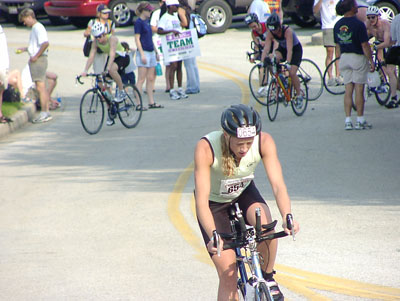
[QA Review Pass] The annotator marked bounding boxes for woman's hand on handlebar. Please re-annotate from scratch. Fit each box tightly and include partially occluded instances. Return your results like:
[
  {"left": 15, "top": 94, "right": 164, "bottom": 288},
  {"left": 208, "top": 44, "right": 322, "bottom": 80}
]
[
  {"left": 283, "top": 213, "right": 299, "bottom": 239},
  {"left": 81, "top": 71, "right": 88, "bottom": 77},
  {"left": 207, "top": 231, "right": 223, "bottom": 256}
]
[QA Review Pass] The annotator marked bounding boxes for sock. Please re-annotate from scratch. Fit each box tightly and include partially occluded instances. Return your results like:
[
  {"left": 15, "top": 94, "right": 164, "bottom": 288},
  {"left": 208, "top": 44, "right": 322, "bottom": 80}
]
[
  {"left": 345, "top": 117, "right": 352, "bottom": 123},
  {"left": 357, "top": 116, "right": 365, "bottom": 124},
  {"left": 262, "top": 270, "right": 276, "bottom": 281},
  {"left": 178, "top": 87, "right": 183, "bottom": 91}
]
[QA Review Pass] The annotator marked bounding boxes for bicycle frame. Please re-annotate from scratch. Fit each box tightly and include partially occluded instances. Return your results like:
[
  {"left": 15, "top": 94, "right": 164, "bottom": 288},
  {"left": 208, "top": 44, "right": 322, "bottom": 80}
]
[{"left": 226, "top": 205, "right": 287, "bottom": 301}]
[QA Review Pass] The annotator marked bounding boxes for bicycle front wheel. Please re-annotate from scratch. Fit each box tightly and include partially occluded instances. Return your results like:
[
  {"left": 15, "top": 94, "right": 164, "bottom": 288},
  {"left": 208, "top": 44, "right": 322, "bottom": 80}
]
[
  {"left": 323, "top": 57, "right": 345, "bottom": 95},
  {"left": 80, "top": 89, "right": 104, "bottom": 135},
  {"left": 118, "top": 84, "right": 143, "bottom": 128},
  {"left": 256, "top": 282, "right": 273, "bottom": 301},
  {"left": 291, "top": 75, "right": 309, "bottom": 116},
  {"left": 249, "top": 64, "right": 270, "bottom": 106},
  {"left": 298, "top": 58, "right": 323, "bottom": 101},
  {"left": 266, "top": 78, "right": 279, "bottom": 121}
]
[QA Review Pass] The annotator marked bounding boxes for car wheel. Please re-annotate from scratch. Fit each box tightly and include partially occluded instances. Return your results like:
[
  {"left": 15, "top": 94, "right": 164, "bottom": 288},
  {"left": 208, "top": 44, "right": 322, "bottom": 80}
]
[
  {"left": 70, "top": 17, "right": 91, "bottom": 28},
  {"left": 290, "top": 13, "right": 318, "bottom": 28},
  {"left": 109, "top": 0, "right": 133, "bottom": 27},
  {"left": 199, "top": 0, "right": 232, "bottom": 33},
  {"left": 376, "top": 2, "right": 398, "bottom": 22},
  {"left": 6, "top": 13, "right": 22, "bottom": 26},
  {"left": 48, "top": 16, "right": 70, "bottom": 26}
]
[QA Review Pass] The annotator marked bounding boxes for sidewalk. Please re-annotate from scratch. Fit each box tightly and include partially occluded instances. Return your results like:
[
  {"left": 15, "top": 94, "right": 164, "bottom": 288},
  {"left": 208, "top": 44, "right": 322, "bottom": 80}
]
[{"left": 0, "top": 103, "right": 36, "bottom": 140}]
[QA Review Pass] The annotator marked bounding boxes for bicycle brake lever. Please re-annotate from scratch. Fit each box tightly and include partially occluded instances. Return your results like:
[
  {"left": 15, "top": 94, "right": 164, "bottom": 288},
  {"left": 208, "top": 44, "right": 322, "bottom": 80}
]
[
  {"left": 212, "top": 230, "right": 221, "bottom": 257},
  {"left": 286, "top": 214, "right": 295, "bottom": 241}
]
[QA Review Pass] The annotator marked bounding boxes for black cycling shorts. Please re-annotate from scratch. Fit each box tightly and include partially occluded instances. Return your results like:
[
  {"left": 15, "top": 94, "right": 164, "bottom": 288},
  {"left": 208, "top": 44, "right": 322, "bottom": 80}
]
[
  {"left": 385, "top": 46, "right": 400, "bottom": 66},
  {"left": 277, "top": 43, "right": 303, "bottom": 67},
  {"left": 197, "top": 181, "right": 267, "bottom": 256}
]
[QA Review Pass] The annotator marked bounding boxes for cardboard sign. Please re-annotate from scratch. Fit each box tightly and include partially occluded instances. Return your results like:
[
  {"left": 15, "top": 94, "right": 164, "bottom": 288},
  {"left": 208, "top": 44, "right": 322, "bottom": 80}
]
[{"left": 160, "top": 28, "right": 201, "bottom": 63}]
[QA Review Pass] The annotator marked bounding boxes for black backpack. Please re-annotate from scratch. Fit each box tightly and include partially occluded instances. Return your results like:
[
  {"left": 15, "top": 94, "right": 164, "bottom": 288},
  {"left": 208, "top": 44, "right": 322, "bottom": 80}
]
[{"left": 3, "top": 85, "right": 20, "bottom": 103}]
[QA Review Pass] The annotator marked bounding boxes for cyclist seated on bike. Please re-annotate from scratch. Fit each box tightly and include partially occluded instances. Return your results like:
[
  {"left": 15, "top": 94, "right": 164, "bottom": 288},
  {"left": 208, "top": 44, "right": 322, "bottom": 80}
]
[
  {"left": 81, "top": 22, "right": 129, "bottom": 103},
  {"left": 245, "top": 13, "right": 269, "bottom": 62},
  {"left": 194, "top": 104, "right": 299, "bottom": 301},
  {"left": 261, "top": 13, "right": 304, "bottom": 101}
]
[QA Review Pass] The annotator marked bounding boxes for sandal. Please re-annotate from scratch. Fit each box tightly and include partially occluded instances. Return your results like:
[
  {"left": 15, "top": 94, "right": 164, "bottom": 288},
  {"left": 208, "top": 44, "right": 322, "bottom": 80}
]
[
  {"left": 0, "top": 116, "right": 12, "bottom": 124},
  {"left": 136, "top": 104, "right": 148, "bottom": 111},
  {"left": 149, "top": 103, "right": 164, "bottom": 109}
]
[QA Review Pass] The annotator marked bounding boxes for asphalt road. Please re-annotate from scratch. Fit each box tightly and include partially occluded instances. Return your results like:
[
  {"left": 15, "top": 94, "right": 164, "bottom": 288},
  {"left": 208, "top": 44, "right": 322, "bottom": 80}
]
[{"left": 0, "top": 21, "right": 399, "bottom": 300}]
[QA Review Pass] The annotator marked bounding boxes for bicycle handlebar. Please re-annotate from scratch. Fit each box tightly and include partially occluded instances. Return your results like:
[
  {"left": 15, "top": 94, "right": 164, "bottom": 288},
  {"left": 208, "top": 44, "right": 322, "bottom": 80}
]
[{"left": 75, "top": 73, "right": 113, "bottom": 86}]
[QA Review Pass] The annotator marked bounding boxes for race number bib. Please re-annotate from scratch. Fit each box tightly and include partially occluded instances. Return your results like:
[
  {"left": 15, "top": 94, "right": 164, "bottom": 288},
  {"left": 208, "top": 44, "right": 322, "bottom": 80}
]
[
  {"left": 219, "top": 175, "right": 254, "bottom": 199},
  {"left": 237, "top": 126, "right": 256, "bottom": 138}
]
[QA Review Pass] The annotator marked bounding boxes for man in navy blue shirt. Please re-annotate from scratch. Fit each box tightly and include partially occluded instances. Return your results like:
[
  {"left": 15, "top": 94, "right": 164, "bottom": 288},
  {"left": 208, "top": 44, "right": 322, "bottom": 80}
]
[{"left": 334, "top": 0, "right": 374, "bottom": 130}]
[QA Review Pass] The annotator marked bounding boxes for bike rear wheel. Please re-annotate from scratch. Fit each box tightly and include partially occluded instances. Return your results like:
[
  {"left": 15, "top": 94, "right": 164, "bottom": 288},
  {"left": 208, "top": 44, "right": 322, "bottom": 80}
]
[
  {"left": 80, "top": 89, "right": 104, "bottom": 135},
  {"left": 298, "top": 58, "right": 323, "bottom": 101},
  {"left": 374, "top": 81, "right": 391, "bottom": 105},
  {"left": 118, "top": 84, "right": 143, "bottom": 128},
  {"left": 291, "top": 75, "right": 308, "bottom": 116},
  {"left": 323, "top": 57, "right": 345, "bottom": 95},
  {"left": 249, "top": 64, "right": 270, "bottom": 106},
  {"left": 266, "top": 78, "right": 279, "bottom": 121}
]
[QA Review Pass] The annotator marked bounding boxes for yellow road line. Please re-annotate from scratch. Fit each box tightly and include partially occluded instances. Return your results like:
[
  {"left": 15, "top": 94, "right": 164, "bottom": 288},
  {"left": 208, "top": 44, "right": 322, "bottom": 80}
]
[{"left": 168, "top": 62, "right": 400, "bottom": 300}]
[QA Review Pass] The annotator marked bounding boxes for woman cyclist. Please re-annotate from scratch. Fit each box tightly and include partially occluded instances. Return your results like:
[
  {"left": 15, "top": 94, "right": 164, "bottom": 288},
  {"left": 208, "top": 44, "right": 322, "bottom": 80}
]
[
  {"left": 261, "top": 13, "right": 304, "bottom": 104},
  {"left": 194, "top": 104, "right": 299, "bottom": 301}
]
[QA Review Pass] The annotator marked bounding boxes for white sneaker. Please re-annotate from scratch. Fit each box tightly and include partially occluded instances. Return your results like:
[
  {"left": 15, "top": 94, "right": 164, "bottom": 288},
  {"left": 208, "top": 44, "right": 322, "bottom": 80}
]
[
  {"left": 355, "top": 121, "right": 372, "bottom": 130},
  {"left": 33, "top": 112, "right": 52, "bottom": 123},
  {"left": 116, "top": 90, "right": 127, "bottom": 103},
  {"left": 327, "top": 78, "right": 336, "bottom": 86},
  {"left": 170, "top": 89, "right": 180, "bottom": 100},
  {"left": 345, "top": 121, "right": 353, "bottom": 130},
  {"left": 106, "top": 116, "right": 115, "bottom": 126},
  {"left": 335, "top": 77, "right": 344, "bottom": 85},
  {"left": 257, "top": 86, "right": 267, "bottom": 97},
  {"left": 178, "top": 88, "right": 188, "bottom": 99}
]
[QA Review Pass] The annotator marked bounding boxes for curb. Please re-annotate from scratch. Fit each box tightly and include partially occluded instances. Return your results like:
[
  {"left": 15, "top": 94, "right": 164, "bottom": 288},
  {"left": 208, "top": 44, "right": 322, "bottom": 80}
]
[
  {"left": 0, "top": 103, "right": 36, "bottom": 140},
  {"left": 309, "top": 32, "right": 323, "bottom": 46}
]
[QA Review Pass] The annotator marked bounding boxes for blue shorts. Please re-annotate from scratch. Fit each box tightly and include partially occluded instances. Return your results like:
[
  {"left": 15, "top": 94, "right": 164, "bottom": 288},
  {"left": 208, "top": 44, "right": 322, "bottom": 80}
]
[
  {"left": 136, "top": 51, "right": 157, "bottom": 68},
  {"left": 122, "top": 72, "right": 136, "bottom": 85}
]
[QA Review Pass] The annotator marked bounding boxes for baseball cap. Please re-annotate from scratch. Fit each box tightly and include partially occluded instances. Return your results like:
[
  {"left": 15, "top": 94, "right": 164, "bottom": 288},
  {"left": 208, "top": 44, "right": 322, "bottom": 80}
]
[
  {"left": 97, "top": 4, "right": 111, "bottom": 13},
  {"left": 166, "top": 0, "right": 179, "bottom": 6},
  {"left": 144, "top": 3, "right": 155, "bottom": 11}
]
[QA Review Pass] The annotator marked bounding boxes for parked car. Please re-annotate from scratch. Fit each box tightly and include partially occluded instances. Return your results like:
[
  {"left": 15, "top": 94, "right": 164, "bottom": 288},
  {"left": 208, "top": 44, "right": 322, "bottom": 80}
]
[
  {"left": 44, "top": 0, "right": 146, "bottom": 28},
  {"left": 0, "top": 0, "right": 69, "bottom": 25},
  {"left": 196, "top": 0, "right": 252, "bottom": 33},
  {"left": 365, "top": 0, "right": 400, "bottom": 22}
]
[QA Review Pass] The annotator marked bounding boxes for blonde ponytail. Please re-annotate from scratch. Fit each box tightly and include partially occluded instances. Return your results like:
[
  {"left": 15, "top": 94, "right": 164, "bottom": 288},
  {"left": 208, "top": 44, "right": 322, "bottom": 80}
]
[{"left": 220, "top": 133, "right": 236, "bottom": 177}]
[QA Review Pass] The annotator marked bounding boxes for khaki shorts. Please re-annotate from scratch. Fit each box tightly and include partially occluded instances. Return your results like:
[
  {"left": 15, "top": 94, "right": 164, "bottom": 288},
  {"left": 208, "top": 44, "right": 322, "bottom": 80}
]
[
  {"left": 339, "top": 53, "right": 369, "bottom": 85},
  {"left": 323, "top": 29, "right": 335, "bottom": 47},
  {"left": 0, "top": 69, "right": 8, "bottom": 90},
  {"left": 29, "top": 55, "right": 48, "bottom": 82}
]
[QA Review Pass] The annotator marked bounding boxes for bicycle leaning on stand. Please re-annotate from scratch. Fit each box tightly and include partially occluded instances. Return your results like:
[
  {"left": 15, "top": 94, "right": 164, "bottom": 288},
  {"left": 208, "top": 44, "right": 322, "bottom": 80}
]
[
  {"left": 264, "top": 57, "right": 309, "bottom": 121},
  {"left": 214, "top": 203, "right": 295, "bottom": 301},
  {"left": 76, "top": 73, "right": 143, "bottom": 135}
]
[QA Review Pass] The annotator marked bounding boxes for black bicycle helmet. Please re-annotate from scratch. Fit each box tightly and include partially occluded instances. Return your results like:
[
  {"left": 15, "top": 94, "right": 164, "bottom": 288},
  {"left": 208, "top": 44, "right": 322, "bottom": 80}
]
[
  {"left": 221, "top": 104, "right": 261, "bottom": 138},
  {"left": 244, "top": 13, "right": 259, "bottom": 25},
  {"left": 266, "top": 12, "right": 280, "bottom": 30}
]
